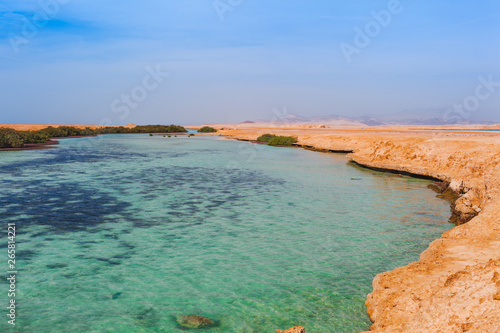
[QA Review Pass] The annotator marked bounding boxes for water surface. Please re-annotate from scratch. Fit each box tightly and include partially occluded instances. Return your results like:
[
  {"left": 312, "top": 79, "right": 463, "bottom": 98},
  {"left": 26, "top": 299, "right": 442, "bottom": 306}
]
[{"left": 0, "top": 134, "right": 452, "bottom": 332}]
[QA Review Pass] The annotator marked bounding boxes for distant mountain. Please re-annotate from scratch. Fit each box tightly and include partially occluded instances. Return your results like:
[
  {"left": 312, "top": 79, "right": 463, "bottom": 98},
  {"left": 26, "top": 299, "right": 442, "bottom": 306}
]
[
  {"left": 374, "top": 108, "right": 496, "bottom": 125},
  {"left": 263, "top": 113, "right": 369, "bottom": 126},
  {"left": 251, "top": 109, "right": 495, "bottom": 126},
  {"left": 254, "top": 113, "right": 388, "bottom": 126}
]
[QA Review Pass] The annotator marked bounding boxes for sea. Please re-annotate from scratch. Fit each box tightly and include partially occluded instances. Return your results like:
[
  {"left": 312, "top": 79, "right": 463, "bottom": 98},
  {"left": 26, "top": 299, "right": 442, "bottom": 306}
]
[{"left": 0, "top": 133, "right": 453, "bottom": 332}]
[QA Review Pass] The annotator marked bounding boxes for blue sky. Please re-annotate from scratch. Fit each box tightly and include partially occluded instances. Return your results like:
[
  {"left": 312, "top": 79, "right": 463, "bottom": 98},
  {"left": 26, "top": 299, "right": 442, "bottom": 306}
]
[{"left": 0, "top": 0, "right": 499, "bottom": 125}]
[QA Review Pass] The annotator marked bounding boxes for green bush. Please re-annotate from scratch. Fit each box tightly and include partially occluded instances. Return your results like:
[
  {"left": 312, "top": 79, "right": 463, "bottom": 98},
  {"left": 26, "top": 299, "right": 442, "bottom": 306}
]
[
  {"left": 0, "top": 128, "right": 24, "bottom": 148},
  {"left": 197, "top": 126, "right": 217, "bottom": 133},
  {"left": 267, "top": 136, "right": 298, "bottom": 146},
  {"left": 19, "top": 131, "right": 50, "bottom": 144},
  {"left": 132, "top": 125, "right": 187, "bottom": 133},
  {"left": 256, "top": 133, "right": 276, "bottom": 143},
  {"left": 92, "top": 125, "right": 187, "bottom": 134}
]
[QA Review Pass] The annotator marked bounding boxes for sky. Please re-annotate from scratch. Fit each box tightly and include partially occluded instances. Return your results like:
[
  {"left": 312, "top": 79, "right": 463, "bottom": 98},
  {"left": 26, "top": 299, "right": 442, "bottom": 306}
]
[{"left": 0, "top": 0, "right": 499, "bottom": 125}]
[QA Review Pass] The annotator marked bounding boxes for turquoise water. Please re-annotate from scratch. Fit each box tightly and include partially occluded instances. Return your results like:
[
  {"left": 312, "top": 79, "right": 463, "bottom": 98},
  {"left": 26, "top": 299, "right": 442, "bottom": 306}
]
[{"left": 0, "top": 134, "right": 452, "bottom": 333}]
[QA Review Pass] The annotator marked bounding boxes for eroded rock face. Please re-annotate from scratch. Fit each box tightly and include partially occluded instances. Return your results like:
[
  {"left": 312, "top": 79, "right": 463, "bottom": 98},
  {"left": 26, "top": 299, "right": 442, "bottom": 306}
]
[
  {"left": 427, "top": 181, "right": 450, "bottom": 194},
  {"left": 450, "top": 189, "right": 482, "bottom": 225},
  {"left": 177, "top": 315, "right": 214, "bottom": 329},
  {"left": 276, "top": 326, "right": 306, "bottom": 333},
  {"left": 364, "top": 258, "right": 500, "bottom": 333},
  {"left": 428, "top": 181, "right": 482, "bottom": 225}
]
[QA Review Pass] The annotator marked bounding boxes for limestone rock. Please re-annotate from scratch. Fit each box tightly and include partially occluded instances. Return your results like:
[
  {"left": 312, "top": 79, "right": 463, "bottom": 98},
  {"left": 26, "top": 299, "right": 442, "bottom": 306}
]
[
  {"left": 177, "top": 315, "right": 214, "bottom": 329},
  {"left": 449, "top": 188, "right": 484, "bottom": 225},
  {"left": 448, "top": 179, "right": 464, "bottom": 193},
  {"left": 427, "top": 181, "right": 449, "bottom": 193}
]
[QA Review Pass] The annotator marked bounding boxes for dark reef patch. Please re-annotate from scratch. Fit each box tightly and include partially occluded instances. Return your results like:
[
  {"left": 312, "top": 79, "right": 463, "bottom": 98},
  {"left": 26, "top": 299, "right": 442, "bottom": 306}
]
[
  {"left": 1, "top": 138, "right": 286, "bottom": 234},
  {"left": 0, "top": 180, "right": 133, "bottom": 233},
  {"left": 111, "top": 291, "right": 122, "bottom": 300},
  {"left": 16, "top": 250, "right": 38, "bottom": 261},
  {"left": 135, "top": 307, "right": 160, "bottom": 327},
  {"left": 94, "top": 257, "right": 121, "bottom": 266},
  {"left": 46, "top": 263, "right": 68, "bottom": 269}
]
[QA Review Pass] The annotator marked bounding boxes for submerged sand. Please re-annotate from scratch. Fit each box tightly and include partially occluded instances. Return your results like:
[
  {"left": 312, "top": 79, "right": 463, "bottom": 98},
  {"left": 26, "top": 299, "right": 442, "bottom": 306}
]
[{"left": 211, "top": 124, "right": 500, "bottom": 333}]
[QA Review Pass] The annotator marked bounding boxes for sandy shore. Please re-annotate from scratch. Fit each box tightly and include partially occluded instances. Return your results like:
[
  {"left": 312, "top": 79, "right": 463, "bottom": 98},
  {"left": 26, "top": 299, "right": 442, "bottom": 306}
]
[{"left": 211, "top": 124, "right": 500, "bottom": 333}]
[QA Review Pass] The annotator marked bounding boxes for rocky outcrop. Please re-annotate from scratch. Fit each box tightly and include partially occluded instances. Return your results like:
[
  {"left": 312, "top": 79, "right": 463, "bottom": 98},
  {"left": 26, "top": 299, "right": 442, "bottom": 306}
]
[
  {"left": 364, "top": 252, "right": 500, "bottom": 332},
  {"left": 276, "top": 326, "right": 306, "bottom": 333},
  {"left": 449, "top": 187, "right": 483, "bottom": 225},
  {"left": 177, "top": 315, "right": 215, "bottom": 329},
  {"left": 428, "top": 181, "right": 482, "bottom": 225}
]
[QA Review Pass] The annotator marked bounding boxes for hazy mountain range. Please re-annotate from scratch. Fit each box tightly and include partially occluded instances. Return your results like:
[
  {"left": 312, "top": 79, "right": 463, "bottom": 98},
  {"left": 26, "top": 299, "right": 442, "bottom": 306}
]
[{"left": 250, "top": 108, "right": 497, "bottom": 126}]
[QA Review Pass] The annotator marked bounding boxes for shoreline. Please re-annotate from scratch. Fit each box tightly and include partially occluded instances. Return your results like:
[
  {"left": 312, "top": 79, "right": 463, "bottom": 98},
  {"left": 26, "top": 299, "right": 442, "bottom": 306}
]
[
  {"left": 348, "top": 160, "right": 442, "bottom": 182},
  {"left": 216, "top": 126, "right": 500, "bottom": 333}
]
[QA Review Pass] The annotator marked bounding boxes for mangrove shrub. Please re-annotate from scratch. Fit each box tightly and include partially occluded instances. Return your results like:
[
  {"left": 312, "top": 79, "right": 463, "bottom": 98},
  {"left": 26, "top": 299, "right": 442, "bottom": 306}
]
[{"left": 197, "top": 126, "right": 217, "bottom": 133}]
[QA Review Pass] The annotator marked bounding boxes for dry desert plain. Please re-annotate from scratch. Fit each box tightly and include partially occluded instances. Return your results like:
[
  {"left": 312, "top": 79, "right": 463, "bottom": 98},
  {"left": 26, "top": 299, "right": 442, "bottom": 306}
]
[{"left": 2, "top": 123, "right": 500, "bottom": 332}]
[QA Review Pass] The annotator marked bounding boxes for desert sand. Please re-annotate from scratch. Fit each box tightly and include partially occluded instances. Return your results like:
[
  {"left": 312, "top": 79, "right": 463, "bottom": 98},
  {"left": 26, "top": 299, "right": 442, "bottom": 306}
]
[{"left": 210, "top": 124, "right": 500, "bottom": 333}]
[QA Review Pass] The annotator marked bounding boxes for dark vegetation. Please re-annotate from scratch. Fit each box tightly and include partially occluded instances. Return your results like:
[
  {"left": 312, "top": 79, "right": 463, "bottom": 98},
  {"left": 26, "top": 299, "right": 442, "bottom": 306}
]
[
  {"left": 0, "top": 128, "right": 24, "bottom": 148},
  {"left": 256, "top": 133, "right": 276, "bottom": 143},
  {"left": 268, "top": 136, "right": 298, "bottom": 146},
  {"left": 256, "top": 133, "right": 298, "bottom": 146},
  {"left": 0, "top": 125, "right": 187, "bottom": 149},
  {"left": 197, "top": 126, "right": 217, "bottom": 133}
]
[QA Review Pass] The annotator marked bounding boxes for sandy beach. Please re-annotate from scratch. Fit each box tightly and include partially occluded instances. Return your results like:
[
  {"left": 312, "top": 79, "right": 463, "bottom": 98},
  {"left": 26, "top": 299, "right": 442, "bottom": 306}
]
[{"left": 209, "top": 124, "right": 500, "bottom": 333}]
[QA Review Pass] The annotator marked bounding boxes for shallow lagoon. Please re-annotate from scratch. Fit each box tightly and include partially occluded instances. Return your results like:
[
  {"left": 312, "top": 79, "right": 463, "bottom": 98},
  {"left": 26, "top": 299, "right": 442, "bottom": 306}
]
[{"left": 0, "top": 134, "right": 452, "bottom": 332}]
